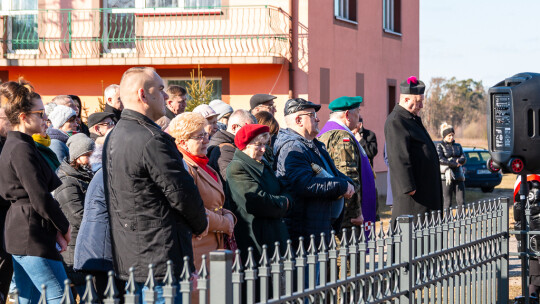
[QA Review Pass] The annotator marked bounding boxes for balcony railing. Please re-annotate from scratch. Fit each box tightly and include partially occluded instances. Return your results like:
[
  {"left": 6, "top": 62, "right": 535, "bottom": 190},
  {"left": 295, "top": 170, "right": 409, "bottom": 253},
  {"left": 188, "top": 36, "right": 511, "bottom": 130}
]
[{"left": 0, "top": 5, "right": 308, "bottom": 69}]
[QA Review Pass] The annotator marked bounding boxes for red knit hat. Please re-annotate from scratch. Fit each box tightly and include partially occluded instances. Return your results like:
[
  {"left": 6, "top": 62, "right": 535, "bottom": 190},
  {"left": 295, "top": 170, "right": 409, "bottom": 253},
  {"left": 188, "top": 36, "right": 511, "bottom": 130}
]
[{"left": 234, "top": 124, "right": 270, "bottom": 150}]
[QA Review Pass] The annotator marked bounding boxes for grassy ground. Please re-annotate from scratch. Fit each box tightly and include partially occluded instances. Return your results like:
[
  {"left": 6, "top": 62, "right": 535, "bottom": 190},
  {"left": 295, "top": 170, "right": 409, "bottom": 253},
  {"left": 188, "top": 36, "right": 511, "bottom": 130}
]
[{"left": 377, "top": 173, "right": 521, "bottom": 300}]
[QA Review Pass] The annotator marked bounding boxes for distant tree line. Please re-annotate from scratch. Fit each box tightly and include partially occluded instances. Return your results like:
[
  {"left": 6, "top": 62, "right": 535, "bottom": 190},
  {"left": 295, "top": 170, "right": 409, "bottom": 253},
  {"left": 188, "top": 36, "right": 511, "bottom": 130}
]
[{"left": 423, "top": 77, "right": 487, "bottom": 139}]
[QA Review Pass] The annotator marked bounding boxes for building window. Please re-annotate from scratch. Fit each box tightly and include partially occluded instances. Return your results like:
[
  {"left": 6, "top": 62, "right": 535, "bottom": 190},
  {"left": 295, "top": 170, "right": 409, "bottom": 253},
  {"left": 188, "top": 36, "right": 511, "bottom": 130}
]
[
  {"left": 1, "top": 0, "right": 38, "bottom": 52},
  {"left": 334, "top": 0, "right": 357, "bottom": 22},
  {"left": 164, "top": 78, "right": 223, "bottom": 101},
  {"left": 145, "top": 0, "right": 220, "bottom": 9},
  {"left": 383, "top": 0, "right": 401, "bottom": 34}
]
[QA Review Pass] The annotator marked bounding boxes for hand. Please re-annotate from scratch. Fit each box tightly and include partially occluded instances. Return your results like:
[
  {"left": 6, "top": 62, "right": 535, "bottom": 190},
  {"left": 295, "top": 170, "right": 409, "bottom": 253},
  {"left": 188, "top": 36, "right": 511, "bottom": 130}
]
[
  {"left": 56, "top": 230, "right": 68, "bottom": 253},
  {"left": 195, "top": 216, "right": 210, "bottom": 240},
  {"left": 408, "top": 190, "right": 416, "bottom": 196},
  {"left": 350, "top": 213, "right": 364, "bottom": 226},
  {"left": 190, "top": 272, "right": 199, "bottom": 290},
  {"left": 63, "top": 226, "right": 71, "bottom": 244},
  {"left": 343, "top": 182, "right": 355, "bottom": 199},
  {"left": 224, "top": 213, "right": 235, "bottom": 237}
]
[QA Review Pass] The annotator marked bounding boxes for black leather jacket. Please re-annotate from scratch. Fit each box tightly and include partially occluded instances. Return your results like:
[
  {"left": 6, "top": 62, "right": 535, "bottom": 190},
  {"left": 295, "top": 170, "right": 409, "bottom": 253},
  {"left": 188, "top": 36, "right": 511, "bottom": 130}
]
[
  {"left": 436, "top": 140, "right": 466, "bottom": 179},
  {"left": 103, "top": 109, "right": 207, "bottom": 282}
]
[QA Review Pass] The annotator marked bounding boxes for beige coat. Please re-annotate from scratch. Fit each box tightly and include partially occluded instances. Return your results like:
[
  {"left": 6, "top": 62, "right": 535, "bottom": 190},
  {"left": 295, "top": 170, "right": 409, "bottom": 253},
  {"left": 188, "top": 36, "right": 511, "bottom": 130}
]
[{"left": 183, "top": 154, "right": 235, "bottom": 271}]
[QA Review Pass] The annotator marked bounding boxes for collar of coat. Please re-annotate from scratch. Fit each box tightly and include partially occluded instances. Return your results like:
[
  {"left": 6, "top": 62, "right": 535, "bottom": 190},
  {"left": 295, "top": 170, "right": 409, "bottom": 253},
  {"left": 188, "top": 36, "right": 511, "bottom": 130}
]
[
  {"left": 395, "top": 104, "right": 419, "bottom": 120},
  {"left": 232, "top": 148, "right": 267, "bottom": 177},
  {"left": 182, "top": 152, "right": 224, "bottom": 194}
]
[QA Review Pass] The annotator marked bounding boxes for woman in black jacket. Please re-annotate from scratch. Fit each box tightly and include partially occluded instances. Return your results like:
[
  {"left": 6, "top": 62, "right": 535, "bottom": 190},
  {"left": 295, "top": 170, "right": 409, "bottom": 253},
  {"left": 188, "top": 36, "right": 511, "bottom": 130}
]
[
  {"left": 53, "top": 133, "right": 94, "bottom": 297},
  {"left": 0, "top": 81, "right": 72, "bottom": 304},
  {"left": 436, "top": 123, "right": 467, "bottom": 210}
]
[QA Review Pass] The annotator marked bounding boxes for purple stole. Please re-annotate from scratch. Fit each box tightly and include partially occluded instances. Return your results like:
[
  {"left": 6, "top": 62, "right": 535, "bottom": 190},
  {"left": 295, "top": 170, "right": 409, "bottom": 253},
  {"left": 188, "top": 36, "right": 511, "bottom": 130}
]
[{"left": 318, "top": 121, "right": 377, "bottom": 226}]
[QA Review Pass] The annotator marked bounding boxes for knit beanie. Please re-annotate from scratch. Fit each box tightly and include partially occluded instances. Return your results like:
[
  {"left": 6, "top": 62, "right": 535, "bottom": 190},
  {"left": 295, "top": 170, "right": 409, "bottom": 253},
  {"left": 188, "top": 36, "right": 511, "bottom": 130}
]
[
  {"left": 234, "top": 124, "right": 270, "bottom": 150},
  {"left": 44, "top": 102, "right": 57, "bottom": 117},
  {"left": 49, "top": 105, "right": 76, "bottom": 129},
  {"left": 209, "top": 99, "right": 233, "bottom": 120},
  {"left": 440, "top": 122, "right": 454, "bottom": 139},
  {"left": 66, "top": 133, "right": 95, "bottom": 163}
]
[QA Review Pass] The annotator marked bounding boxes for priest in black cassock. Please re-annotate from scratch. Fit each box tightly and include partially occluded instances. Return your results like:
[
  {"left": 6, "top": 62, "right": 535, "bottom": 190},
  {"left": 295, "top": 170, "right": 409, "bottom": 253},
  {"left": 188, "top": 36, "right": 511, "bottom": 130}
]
[{"left": 384, "top": 76, "right": 442, "bottom": 223}]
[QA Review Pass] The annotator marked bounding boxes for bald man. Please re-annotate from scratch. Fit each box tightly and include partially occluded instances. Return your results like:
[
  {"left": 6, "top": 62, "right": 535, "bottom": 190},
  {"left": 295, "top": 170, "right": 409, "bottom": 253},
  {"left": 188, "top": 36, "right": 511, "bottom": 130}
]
[{"left": 103, "top": 67, "right": 207, "bottom": 301}]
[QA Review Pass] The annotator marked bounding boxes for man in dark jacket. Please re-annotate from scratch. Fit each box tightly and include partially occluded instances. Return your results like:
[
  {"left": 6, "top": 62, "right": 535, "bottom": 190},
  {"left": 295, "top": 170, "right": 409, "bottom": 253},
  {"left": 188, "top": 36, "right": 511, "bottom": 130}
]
[
  {"left": 103, "top": 84, "right": 123, "bottom": 122},
  {"left": 103, "top": 67, "right": 208, "bottom": 301},
  {"left": 0, "top": 108, "right": 12, "bottom": 303},
  {"left": 352, "top": 117, "right": 378, "bottom": 167},
  {"left": 384, "top": 76, "right": 442, "bottom": 223},
  {"left": 207, "top": 109, "right": 256, "bottom": 181},
  {"left": 274, "top": 98, "right": 354, "bottom": 246}
]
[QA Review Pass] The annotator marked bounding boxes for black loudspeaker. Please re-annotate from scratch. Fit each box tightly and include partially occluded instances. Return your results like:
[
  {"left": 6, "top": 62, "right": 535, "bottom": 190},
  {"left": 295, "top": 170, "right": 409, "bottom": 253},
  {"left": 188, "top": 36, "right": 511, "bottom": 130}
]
[{"left": 487, "top": 72, "right": 540, "bottom": 174}]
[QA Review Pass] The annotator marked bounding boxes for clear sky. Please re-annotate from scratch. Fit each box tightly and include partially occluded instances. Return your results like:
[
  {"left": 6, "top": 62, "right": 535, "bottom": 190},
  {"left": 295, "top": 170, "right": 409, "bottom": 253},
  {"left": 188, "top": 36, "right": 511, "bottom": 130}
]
[{"left": 420, "top": 0, "right": 540, "bottom": 89}]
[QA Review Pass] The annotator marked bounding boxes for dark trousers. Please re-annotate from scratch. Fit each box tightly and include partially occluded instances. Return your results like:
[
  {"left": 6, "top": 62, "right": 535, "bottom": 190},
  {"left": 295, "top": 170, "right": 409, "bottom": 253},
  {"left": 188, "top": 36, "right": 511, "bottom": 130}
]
[
  {"left": 0, "top": 249, "right": 12, "bottom": 303},
  {"left": 442, "top": 180, "right": 465, "bottom": 210}
]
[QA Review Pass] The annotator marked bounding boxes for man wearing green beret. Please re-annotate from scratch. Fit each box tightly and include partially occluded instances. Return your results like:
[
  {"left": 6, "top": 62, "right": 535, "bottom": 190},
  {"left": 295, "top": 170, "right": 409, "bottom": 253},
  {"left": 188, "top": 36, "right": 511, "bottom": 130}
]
[
  {"left": 318, "top": 96, "right": 378, "bottom": 233},
  {"left": 384, "top": 76, "right": 442, "bottom": 224}
]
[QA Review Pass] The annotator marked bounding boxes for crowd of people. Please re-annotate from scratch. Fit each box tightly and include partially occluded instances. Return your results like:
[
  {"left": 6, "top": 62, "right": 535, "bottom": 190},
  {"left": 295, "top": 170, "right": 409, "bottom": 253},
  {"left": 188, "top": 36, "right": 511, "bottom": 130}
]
[{"left": 0, "top": 68, "right": 464, "bottom": 304}]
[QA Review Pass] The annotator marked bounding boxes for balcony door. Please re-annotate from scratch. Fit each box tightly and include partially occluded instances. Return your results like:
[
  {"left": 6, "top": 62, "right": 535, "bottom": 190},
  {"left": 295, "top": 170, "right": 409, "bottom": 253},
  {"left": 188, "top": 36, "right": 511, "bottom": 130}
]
[
  {"left": 104, "top": 0, "right": 136, "bottom": 53},
  {"left": 1, "top": 0, "right": 38, "bottom": 53}
]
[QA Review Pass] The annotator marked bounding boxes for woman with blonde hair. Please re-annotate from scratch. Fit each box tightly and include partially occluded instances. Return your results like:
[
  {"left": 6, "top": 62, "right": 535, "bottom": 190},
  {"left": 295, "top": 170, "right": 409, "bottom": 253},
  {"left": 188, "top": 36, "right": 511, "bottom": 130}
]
[
  {"left": 436, "top": 122, "right": 467, "bottom": 210},
  {"left": 168, "top": 112, "right": 235, "bottom": 271}
]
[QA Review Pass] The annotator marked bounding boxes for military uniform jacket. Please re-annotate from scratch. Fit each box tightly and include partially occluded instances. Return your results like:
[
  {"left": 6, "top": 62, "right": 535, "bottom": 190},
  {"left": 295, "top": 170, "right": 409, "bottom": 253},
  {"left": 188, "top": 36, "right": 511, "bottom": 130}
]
[
  {"left": 318, "top": 128, "right": 362, "bottom": 228},
  {"left": 384, "top": 105, "right": 442, "bottom": 222}
]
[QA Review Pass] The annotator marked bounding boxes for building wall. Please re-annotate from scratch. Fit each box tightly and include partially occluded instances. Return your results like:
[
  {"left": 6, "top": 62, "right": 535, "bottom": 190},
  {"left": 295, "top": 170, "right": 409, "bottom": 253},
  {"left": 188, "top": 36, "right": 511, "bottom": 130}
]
[
  {"left": 2, "top": 63, "right": 289, "bottom": 120},
  {"left": 306, "top": 0, "right": 420, "bottom": 173}
]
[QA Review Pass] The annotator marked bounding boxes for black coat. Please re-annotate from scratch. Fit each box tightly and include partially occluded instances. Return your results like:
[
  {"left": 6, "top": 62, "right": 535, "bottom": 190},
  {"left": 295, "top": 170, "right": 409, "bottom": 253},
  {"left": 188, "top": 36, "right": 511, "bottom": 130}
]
[
  {"left": 358, "top": 127, "right": 378, "bottom": 166},
  {"left": 436, "top": 141, "right": 466, "bottom": 180},
  {"left": 0, "top": 131, "right": 70, "bottom": 261},
  {"left": 226, "top": 149, "right": 291, "bottom": 263},
  {"left": 54, "top": 161, "right": 93, "bottom": 267},
  {"left": 104, "top": 104, "right": 122, "bottom": 123},
  {"left": 103, "top": 109, "right": 207, "bottom": 282},
  {"left": 384, "top": 106, "right": 442, "bottom": 222},
  {"left": 208, "top": 129, "right": 236, "bottom": 182}
]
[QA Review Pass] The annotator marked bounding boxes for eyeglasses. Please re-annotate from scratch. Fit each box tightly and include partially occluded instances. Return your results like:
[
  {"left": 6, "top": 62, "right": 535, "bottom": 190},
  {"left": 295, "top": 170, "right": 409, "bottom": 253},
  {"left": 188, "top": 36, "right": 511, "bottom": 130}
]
[
  {"left": 189, "top": 132, "right": 209, "bottom": 141},
  {"left": 298, "top": 112, "right": 317, "bottom": 119},
  {"left": 28, "top": 110, "right": 45, "bottom": 119},
  {"left": 97, "top": 121, "right": 115, "bottom": 127}
]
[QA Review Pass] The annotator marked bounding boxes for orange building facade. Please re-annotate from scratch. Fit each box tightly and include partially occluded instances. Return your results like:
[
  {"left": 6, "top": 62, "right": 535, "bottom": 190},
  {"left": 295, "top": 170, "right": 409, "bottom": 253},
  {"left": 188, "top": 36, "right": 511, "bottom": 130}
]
[{"left": 0, "top": 0, "right": 418, "bottom": 182}]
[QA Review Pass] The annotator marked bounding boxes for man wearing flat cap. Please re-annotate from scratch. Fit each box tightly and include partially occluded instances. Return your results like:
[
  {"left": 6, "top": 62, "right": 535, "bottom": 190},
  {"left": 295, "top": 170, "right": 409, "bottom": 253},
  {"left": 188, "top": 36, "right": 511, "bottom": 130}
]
[
  {"left": 250, "top": 93, "right": 277, "bottom": 116},
  {"left": 318, "top": 96, "right": 377, "bottom": 232},
  {"left": 384, "top": 76, "right": 442, "bottom": 223},
  {"left": 87, "top": 112, "right": 116, "bottom": 141},
  {"left": 274, "top": 98, "right": 355, "bottom": 247}
]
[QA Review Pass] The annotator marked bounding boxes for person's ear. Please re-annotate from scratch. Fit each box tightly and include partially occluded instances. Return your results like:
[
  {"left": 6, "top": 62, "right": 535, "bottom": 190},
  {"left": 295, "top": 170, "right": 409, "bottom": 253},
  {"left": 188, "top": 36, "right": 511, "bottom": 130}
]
[
  {"left": 138, "top": 88, "right": 147, "bottom": 104},
  {"left": 295, "top": 115, "right": 302, "bottom": 125},
  {"left": 178, "top": 139, "right": 188, "bottom": 150}
]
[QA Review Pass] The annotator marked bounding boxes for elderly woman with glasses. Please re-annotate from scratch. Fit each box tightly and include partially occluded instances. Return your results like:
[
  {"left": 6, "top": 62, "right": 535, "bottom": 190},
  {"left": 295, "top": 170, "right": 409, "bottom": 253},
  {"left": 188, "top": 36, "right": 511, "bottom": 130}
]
[
  {"left": 226, "top": 124, "right": 292, "bottom": 264},
  {"left": 168, "top": 112, "right": 235, "bottom": 272}
]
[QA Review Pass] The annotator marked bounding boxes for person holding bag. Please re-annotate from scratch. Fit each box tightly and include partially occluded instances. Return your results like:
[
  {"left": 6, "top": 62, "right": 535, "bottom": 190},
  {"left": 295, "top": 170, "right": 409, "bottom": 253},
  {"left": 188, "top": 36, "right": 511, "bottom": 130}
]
[{"left": 437, "top": 122, "right": 466, "bottom": 210}]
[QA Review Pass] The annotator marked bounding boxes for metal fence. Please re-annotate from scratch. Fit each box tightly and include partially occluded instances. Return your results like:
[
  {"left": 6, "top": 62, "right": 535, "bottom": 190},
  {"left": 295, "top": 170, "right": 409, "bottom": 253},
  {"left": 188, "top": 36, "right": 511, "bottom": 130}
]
[
  {"left": 0, "top": 5, "right": 308, "bottom": 69},
  {"left": 12, "top": 197, "right": 510, "bottom": 304}
]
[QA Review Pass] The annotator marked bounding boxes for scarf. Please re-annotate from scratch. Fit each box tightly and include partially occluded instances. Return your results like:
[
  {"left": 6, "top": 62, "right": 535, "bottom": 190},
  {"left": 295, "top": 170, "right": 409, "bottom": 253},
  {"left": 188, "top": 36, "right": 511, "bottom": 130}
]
[
  {"left": 318, "top": 120, "right": 377, "bottom": 226},
  {"left": 32, "top": 134, "right": 51, "bottom": 147},
  {"left": 178, "top": 147, "right": 218, "bottom": 182}
]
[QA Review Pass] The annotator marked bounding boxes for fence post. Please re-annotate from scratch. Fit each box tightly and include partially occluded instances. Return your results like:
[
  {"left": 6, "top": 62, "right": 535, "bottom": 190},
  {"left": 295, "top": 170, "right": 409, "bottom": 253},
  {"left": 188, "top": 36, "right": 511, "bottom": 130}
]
[
  {"left": 398, "top": 215, "right": 414, "bottom": 304},
  {"left": 210, "top": 250, "right": 233, "bottom": 304},
  {"left": 498, "top": 197, "right": 510, "bottom": 303}
]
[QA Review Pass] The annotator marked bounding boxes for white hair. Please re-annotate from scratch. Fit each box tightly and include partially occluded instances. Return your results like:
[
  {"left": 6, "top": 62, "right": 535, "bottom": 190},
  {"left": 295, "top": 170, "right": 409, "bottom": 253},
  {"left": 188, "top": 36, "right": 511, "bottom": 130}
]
[
  {"left": 329, "top": 111, "right": 345, "bottom": 119},
  {"left": 284, "top": 113, "right": 298, "bottom": 128},
  {"left": 104, "top": 84, "right": 120, "bottom": 101},
  {"left": 227, "top": 109, "right": 256, "bottom": 132}
]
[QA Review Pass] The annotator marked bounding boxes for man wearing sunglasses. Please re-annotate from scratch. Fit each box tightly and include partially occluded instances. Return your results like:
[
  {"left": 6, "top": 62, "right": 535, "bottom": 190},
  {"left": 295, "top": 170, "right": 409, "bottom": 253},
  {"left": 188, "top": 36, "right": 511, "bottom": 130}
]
[{"left": 87, "top": 112, "right": 115, "bottom": 141}]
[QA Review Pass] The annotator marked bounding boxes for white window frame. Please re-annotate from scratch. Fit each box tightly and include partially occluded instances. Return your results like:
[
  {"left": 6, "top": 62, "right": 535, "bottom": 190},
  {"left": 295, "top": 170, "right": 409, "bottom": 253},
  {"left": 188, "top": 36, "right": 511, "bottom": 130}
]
[
  {"left": 383, "top": 0, "right": 401, "bottom": 35},
  {"left": 334, "top": 0, "right": 357, "bottom": 24},
  {"left": 163, "top": 77, "right": 223, "bottom": 101},
  {"left": 0, "top": 0, "right": 39, "bottom": 54}
]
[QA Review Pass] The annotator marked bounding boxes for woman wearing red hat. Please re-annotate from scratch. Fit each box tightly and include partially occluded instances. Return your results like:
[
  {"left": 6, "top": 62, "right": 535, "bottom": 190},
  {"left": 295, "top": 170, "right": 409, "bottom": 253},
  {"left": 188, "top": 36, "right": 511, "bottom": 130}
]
[
  {"left": 168, "top": 112, "right": 235, "bottom": 300},
  {"left": 226, "top": 124, "right": 292, "bottom": 264}
]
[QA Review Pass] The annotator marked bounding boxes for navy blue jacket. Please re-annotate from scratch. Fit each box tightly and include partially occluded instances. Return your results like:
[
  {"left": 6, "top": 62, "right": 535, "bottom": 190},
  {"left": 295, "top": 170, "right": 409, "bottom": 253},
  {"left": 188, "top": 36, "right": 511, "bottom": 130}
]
[
  {"left": 274, "top": 128, "right": 351, "bottom": 244},
  {"left": 73, "top": 164, "right": 112, "bottom": 272}
]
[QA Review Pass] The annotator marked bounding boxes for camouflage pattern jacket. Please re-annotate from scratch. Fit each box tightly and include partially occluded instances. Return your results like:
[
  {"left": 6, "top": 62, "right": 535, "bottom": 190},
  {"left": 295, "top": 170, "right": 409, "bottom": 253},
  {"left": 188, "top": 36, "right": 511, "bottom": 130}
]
[{"left": 318, "top": 128, "right": 362, "bottom": 229}]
